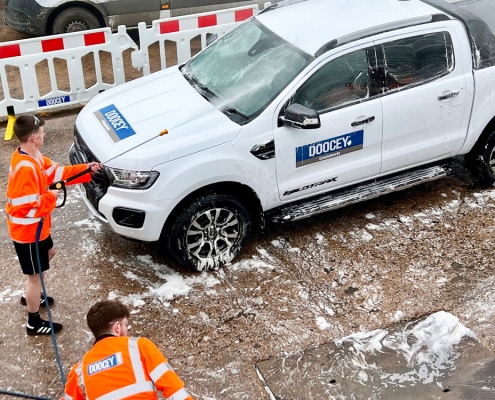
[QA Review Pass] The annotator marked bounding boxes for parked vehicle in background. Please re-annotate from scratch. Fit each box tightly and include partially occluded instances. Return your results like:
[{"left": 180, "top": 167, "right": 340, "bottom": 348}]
[
  {"left": 70, "top": 0, "right": 495, "bottom": 271},
  {"left": 3, "top": 0, "right": 274, "bottom": 35}
]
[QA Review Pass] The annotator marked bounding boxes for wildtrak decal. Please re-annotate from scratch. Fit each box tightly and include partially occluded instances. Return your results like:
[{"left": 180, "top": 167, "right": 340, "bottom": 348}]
[
  {"left": 296, "top": 129, "right": 364, "bottom": 168},
  {"left": 283, "top": 177, "right": 338, "bottom": 196}
]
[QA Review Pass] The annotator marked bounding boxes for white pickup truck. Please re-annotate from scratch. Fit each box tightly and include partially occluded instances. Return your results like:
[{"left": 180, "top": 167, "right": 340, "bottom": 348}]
[{"left": 70, "top": 0, "right": 495, "bottom": 271}]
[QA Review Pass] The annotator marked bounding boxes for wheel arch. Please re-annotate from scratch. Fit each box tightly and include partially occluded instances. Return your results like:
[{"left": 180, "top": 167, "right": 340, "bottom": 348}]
[
  {"left": 47, "top": 2, "right": 106, "bottom": 34},
  {"left": 161, "top": 181, "right": 264, "bottom": 243},
  {"left": 468, "top": 115, "right": 495, "bottom": 156}
]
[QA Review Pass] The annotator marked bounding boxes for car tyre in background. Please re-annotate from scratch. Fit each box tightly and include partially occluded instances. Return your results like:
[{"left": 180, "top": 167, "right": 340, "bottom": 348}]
[
  {"left": 168, "top": 193, "right": 252, "bottom": 271},
  {"left": 465, "top": 130, "right": 495, "bottom": 187},
  {"left": 52, "top": 8, "right": 101, "bottom": 34}
]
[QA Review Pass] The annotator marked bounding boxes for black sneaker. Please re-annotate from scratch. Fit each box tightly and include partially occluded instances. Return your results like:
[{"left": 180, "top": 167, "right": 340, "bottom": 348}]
[
  {"left": 26, "top": 320, "right": 63, "bottom": 336},
  {"left": 20, "top": 295, "right": 54, "bottom": 307}
]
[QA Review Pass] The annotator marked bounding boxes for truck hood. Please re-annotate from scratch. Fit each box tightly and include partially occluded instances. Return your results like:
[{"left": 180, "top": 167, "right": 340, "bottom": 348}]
[{"left": 75, "top": 66, "right": 241, "bottom": 171}]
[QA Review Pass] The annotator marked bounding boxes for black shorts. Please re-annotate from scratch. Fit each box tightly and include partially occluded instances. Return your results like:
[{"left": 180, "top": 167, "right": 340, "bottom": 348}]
[{"left": 13, "top": 236, "right": 54, "bottom": 275}]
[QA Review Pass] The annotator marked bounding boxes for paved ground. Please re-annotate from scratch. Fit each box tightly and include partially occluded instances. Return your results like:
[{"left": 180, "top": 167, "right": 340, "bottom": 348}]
[
  {"left": 257, "top": 311, "right": 495, "bottom": 399},
  {"left": 1, "top": 5, "right": 495, "bottom": 400},
  {"left": 1, "top": 110, "right": 495, "bottom": 399}
]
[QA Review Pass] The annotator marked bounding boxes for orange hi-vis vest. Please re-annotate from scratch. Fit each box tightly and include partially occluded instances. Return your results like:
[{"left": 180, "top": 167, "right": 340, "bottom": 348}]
[
  {"left": 62, "top": 336, "right": 193, "bottom": 400},
  {"left": 5, "top": 148, "right": 92, "bottom": 243}
]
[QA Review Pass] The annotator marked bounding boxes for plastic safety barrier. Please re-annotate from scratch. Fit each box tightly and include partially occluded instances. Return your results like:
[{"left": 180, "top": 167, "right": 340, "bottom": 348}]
[
  {"left": 0, "top": 26, "right": 138, "bottom": 119},
  {"left": 0, "top": 4, "right": 263, "bottom": 122},
  {"left": 132, "top": 5, "right": 259, "bottom": 75}
]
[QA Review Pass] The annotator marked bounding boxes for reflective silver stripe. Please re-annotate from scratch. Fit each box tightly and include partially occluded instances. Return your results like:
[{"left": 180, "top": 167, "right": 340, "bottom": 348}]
[
  {"left": 12, "top": 160, "right": 37, "bottom": 175},
  {"left": 169, "top": 387, "right": 191, "bottom": 400},
  {"left": 96, "top": 337, "right": 155, "bottom": 400},
  {"left": 150, "top": 362, "right": 172, "bottom": 382},
  {"left": 7, "top": 193, "right": 40, "bottom": 206},
  {"left": 26, "top": 208, "right": 37, "bottom": 218},
  {"left": 53, "top": 165, "right": 64, "bottom": 182},
  {"left": 149, "top": 362, "right": 191, "bottom": 400},
  {"left": 74, "top": 361, "right": 87, "bottom": 399},
  {"left": 97, "top": 381, "right": 155, "bottom": 400},
  {"left": 11, "top": 160, "right": 40, "bottom": 187},
  {"left": 45, "top": 163, "right": 57, "bottom": 176},
  {"left": 129, "top": 337, "right": 147, "bottom": 381},
  {"left": 35, "top": 151, "right": 45, "bottom": 170},
  {"left": 6, "top": 214, "right": 41, "bottom": 225}
]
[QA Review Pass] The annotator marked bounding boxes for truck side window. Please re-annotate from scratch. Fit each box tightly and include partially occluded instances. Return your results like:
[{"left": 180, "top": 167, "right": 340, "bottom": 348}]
[
  {"left": 382, "top": 32, "right": 454, "bottom": 91},
  {"left": 293, "top": 49, "right": 370, "bottom": 113}
]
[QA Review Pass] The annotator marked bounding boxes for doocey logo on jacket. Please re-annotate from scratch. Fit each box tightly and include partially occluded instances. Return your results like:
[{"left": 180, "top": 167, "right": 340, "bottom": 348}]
[{"left": 87, "top": 353, "right": 123, "bottom": 376}]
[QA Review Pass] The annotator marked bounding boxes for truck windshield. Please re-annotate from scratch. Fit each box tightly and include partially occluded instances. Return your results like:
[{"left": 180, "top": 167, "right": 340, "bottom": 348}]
[{"left": 180, "top": 19, "right": 314, "bottom": 124}]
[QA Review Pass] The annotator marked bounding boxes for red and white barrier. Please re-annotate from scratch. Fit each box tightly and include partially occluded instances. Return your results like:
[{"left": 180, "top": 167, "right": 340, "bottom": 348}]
[
  {"left": 157, "top": 7, "right": 256, "bottom": 33},
  {"left": 0, "top": 30, "right": 109, "bottom": 59},
  {"left": 0, "top": 4, "right": 265, "bottom": 120},
  {"left": 0, "top": 26, "right": 138, "bottom": 119},
  {"left": 133, "top": 5, "right": 259, "bottom": 75}
]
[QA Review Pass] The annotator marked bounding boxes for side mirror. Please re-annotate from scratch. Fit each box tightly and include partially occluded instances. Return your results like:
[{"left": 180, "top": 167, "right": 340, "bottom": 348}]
[{"left": 280, "top": 103, "right": 321, "bottom": 129}]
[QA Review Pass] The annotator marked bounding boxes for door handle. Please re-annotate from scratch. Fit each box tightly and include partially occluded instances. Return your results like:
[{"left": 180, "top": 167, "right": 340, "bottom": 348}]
[
  {"left": 351, "top": 116, "right": 375, "bottom": 127},
  {"left": 437, "top": 90, "right": 459, "bottom": 101}
]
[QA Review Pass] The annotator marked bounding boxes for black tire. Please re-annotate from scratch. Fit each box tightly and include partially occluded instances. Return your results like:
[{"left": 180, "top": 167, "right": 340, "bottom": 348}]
[
  {"left": 465, "top": 130, "right": 495, "bottom": 186},
  {"left": 168, "top": 193, "right": 252, "bottom": 271},
  {"left": 52, "top": 8, "right": 101, "bottom": 34}
]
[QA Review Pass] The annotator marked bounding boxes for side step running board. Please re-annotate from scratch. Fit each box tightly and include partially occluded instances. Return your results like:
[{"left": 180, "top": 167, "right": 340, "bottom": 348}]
[{"left": 269, "top": 164, "right": 450, "bottom": 223}]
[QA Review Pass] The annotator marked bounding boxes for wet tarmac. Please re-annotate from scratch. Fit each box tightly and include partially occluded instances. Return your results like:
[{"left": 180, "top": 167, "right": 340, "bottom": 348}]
[
  {"left": 1, "top": 111, "right": 495, "bottom": 399},
  {"left": 257, "top": 312, "right": 495, "bottom": 399}
]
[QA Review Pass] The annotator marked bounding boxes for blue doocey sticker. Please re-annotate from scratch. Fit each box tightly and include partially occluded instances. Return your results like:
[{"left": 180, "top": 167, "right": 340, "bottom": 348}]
[
  {"left": 38, "top": 95, "right": 73, "bottom": 107},
  {"left": 295, "top": 129, "right": 364, "bottom": 167},
  {"left": 94, "top": 104, "right": 136, "bottom": 142},
  {"left": 87, "top": 353, "right": 123, "bottom": 376}
]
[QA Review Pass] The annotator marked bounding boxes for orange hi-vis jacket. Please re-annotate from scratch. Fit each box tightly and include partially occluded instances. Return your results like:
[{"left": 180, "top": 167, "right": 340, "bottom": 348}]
[
  {"left": 6, "top": 148, "right": 92, "bottom": 243},
  {"left": 62, "top": 336, "right": 193, "bottom": 400}
]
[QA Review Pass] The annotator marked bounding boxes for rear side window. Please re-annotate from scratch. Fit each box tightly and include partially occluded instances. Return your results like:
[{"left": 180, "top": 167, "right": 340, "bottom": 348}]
[{"left": 382, "top": 32, "right": 454, "bottom": 91}]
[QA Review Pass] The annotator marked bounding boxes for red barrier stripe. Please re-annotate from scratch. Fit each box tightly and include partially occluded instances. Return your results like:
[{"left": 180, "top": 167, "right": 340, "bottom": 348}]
[
  {"left": 42, "top": 38, "right": 64, "bottom": 52},
  {"left": 84, "top": 31, "right": 106, "bottom": 46},
  {"left": 160, "top": 20, "right": 180, "bottom": 34},
  {"left": 198, "top": 14, "right": 217, "bottom": 28},
  {"left": 235, "top": 9, "right": 254, "bottom": 21},
  {"left": 0, "top": 44, "right": 21, "bottom": 59}
]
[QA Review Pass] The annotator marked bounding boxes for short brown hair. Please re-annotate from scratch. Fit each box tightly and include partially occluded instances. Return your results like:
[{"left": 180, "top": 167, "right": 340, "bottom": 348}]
[
  {"left": 86, "top": 299, "right": 130, "bottom": 338},
  {"left": 14, "top": 114, "right": 45, "bottom": 143}
]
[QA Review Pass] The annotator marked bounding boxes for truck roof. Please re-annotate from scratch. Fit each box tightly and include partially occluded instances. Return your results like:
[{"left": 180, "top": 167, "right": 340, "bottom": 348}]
[
  {"left": 425, "top": 0, "right": 495, "bottom": 69},
  {"left": 257, "top": 0, "right": 449, "bottom": 56}
]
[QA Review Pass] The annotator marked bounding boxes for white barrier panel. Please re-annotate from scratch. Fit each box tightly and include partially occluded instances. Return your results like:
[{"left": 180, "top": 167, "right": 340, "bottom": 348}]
[
  {"left": 0, "top": 4, "right": 261, "bottom": 120},
  {"left": 132, "top": 5, "right": 259, "bottom": 75},
  {"left": 0, "top": 26, "right": 138, "bottom": 118}
]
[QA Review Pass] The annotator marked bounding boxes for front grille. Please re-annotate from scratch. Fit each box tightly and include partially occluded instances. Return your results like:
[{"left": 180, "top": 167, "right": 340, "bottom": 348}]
[{"left": 70, "top": 127, "right": 111, "bottom": 212}]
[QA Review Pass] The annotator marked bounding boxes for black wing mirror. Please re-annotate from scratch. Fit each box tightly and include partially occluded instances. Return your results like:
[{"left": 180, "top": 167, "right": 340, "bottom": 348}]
[{"left": 280, "top": 103, "right": 321, "bottom": 129}]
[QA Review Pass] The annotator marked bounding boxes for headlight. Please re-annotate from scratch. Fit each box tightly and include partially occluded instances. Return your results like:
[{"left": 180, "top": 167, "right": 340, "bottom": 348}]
[{"left": 108, "top": 167, "right": 159, "bottom": 189}]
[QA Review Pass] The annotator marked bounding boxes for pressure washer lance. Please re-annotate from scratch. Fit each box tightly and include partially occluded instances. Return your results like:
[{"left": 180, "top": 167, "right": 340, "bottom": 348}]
[{"left": 49, "top": 128, "right": 169, "bottom": 208}]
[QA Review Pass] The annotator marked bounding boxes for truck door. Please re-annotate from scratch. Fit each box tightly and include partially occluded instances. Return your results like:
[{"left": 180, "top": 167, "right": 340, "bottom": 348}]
[
  {"left": 378, "top": 28, "right": 472, "bottom": 173},
  {"left": 275, "top": 46, "right": 383, "bottom": 201}
]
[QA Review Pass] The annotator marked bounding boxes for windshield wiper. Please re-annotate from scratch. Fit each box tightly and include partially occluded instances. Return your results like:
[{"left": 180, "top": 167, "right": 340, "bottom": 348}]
[
  {"left": 181, "top": 68, "right": 216, "bottom": 101},
  {"left": 223, "top": 107, "right": 249, "bottom": 124}
]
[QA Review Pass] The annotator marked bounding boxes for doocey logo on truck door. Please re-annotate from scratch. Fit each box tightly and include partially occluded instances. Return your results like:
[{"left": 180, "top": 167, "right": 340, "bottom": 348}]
[
  {"left": 94, "top": 104, "right": 136, "bottom": 142},
  {"left": 296, "top": 130, "right": 364, "bottom": 168}
]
